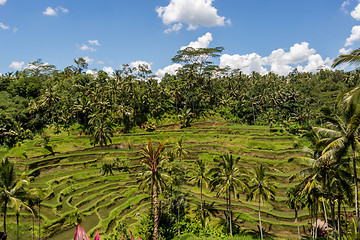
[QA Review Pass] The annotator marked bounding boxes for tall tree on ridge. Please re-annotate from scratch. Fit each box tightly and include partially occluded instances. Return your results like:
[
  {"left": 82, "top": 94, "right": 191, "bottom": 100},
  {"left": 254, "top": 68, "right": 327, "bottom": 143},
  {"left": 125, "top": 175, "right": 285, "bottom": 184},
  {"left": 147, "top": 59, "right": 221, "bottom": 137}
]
[
  {"left": 138, "top": 140, "right": 169, "bottom": 240},
  {"left": 210, "top": 153, "right": 248, "bottom": 236},
  {"left": 246, "top": 164, "right": 277, "bottom": 240}
]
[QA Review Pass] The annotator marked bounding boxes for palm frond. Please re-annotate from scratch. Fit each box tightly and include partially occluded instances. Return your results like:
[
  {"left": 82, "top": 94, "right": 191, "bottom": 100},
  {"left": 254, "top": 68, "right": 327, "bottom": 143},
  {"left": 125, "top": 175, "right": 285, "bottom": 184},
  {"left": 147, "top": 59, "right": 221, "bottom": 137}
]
[{"left": 332, "top": 48, "right": 360, "bottom": 67}]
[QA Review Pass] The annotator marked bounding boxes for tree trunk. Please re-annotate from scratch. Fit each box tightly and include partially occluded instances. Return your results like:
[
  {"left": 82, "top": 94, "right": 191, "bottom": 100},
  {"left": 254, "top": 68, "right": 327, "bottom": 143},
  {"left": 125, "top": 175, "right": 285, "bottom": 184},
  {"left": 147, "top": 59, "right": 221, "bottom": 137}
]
[
  {"left": 39, "top": 202, "right": 41, "bottom": 240},
  {"left": 200, "top": 181, "right": 203, "bottom": 220},
  {"left": 3, "top": 198, "right": 7, "bottom": 233},
  {"left": 229, "top": 191, "right": 232, "bottom": 237},
  {"left": 100, "top": 144, "right": 103, "bottom": 174},
  {"left": 225, "top": 189, "right": 229, "bottom": 226},
  {"left": 315, "top": 206, "right": 318, "bottom": 239},
  {"left": 338, "top": 201, "right": 341, "bottom": 240},
  {"left": 352, "top": 145, "right": 360, "bottom": 237},
  {"left": 295, "top": 208, "right": 300, "bottom": 239},
  {"left": 177, "top": 201, "right": 180, "bottom": 236},
  {"left": 330, "top": 201, "right": 338, "bottom": 240},
  {"left": 344, "top": 205, "right": 348, "bottom": 234},
  {"left": 259, "top": 195, "right": 263, "bottom": 240},
  {"left": 16, "top": 213, "right": 19, "bottom": 240},
  {"left": 153, "top": 180, "right": 159, "bottom": 240},
  {"left": 322, "top": 197, "right": 329, "bottom": 239},
  {"left": 33, "top": 215, "right": 35, "bottom": 240}
]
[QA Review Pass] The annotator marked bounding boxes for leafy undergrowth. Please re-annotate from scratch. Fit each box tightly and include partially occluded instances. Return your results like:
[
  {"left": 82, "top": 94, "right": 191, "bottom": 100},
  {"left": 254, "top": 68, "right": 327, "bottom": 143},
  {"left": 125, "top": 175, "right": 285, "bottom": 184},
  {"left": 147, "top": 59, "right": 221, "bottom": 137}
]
[{"left": 4, "top": 122, "right": 310, "bottom": 239}]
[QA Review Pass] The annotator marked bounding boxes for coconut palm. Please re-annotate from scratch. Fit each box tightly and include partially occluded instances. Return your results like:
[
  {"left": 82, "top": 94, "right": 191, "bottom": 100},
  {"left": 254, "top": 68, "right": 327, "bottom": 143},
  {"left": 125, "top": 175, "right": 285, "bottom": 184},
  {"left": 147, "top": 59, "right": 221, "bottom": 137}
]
[
  {"left": 89, "top": 115, "right": 113, "bottom": 173},
  {"left": 174, "top": 138, "right": 189, "bottom": 160},
  {"left": 313, "top": 111, "right": 360, "bottom": 235},
  {"left": 12, "top": 198, "right": 34, "bottom": 240},
  {"left": 246, "top": 164, "right": 277, "bottom": 240},
  {"left": 291, "top": 143, "right": 352, "bottom": 240},
  {"left": 0, "top": 158, "right": 32, "bottom": 233},
  {"left": 286, "top": 188, "right": 305, "bottom": 239},
  {"left": 189, "top": 159, "right": 211, "bottom": 222},
  {"left": 28, "top": 187, "right": 44, "bottom": 240},
  {"left": 210, "top": 153, "right": 248, "bottom": 236},
  {"left": 137, "top": 140, "right": 169, "bottom": 240}
]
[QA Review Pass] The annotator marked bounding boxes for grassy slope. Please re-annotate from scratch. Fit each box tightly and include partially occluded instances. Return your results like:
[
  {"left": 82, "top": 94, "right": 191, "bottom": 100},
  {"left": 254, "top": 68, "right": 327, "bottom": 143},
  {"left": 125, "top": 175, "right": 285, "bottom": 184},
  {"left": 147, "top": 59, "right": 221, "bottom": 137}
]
[{"left": 2, "top": 121, "right": 310, "bottom": 240}]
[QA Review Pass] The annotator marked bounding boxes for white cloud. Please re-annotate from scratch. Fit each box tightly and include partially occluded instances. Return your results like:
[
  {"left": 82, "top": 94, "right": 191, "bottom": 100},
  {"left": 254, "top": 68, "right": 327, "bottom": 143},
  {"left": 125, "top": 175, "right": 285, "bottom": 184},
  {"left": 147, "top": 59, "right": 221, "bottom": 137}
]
[
  {"left": 156, "top": 63, "right": 182, "bottom": 78},
  {"left": 88, "top": 40, "right": 100, "bottom": 46},
  {"left": 9, "top": 61, "right": 25, "bottom": 70},
  {"left": 43, "top": 6, "right": 68, "bottom": 16},
  {"left": 345, "top": 25, "right": 360, "bottom": 46},
  {"left": 13, "top": 28, "right": 18, "bottom": 33},
  {"left": 83, "top": 56, "right": 94, "bottom": 64},
  {"left": 220, "top": 53, "right": 268, "bottom": 75},
  {"left": 129, "top": 60, "right": 152, "bottom": 70},
  {"left": 156, "top": 0, "right": 230, "bottom": 31},
  {"left": 86, "top": 69, "right": 97, "bottom": 75},
  {"left": 263, "top": 42, "right": 316, "bottom": 75},
  {"left": 58, "top": 7, "right": 69, "bottom": 13},
  {"left": 342, "top": 0, "right": 351, "bottom": 13},
  {"left": 43, "top": 7, "right": 57, "bottom": 16},
  {"left": 265, "top": 42, "right": 316, "bottom": 65},
  {"left": 97, "top": 61, "right": 104, "bottom": 64},
  {"left": 103, "top": 67, "right": 114, "bottom": 75},
  {"left": 351, "top": 3, "right": 360, "bottom": 20},
  {"left": 165, "top": 23, "right": 183, "bottom": 34},
  {"left": 0, "top": 22, "right": 9, "bottom": 30},
  {"left": 0, "top": 0, "right": 7, "bottom": 5},
  {"left": 297, "top": 54, "right": 331, "bottom": 73},
  {"left": 80, "top": 44, "right": 96, "bottom": 52},
  {"left": 339, "top": 47, "right": 353, "bottom": 54},
  {"left": 25, "top": 62, "right": 50, "bottom": 70},
  {"left": 181, "top": 32, "right": 213, "bottom": 49},
  {"left": 220, "top": 42, "right": 331, "bottom": 76}
]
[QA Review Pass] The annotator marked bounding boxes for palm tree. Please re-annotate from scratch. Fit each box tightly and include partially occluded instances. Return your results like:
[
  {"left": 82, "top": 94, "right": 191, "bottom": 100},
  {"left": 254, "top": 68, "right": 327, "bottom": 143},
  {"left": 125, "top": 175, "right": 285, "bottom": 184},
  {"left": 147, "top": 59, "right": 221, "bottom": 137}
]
[
  {"left": 246, "top": 164, "right": 277, "bottom": 240},
  {"left": 210, "top": 153, "right": 248, "bottom": 236},
  {"left": 89, "top": 116, "right": 113, "bottom": 173},
  {"left": 28, "top": 187, "right": 44, "bottom": 240},
  {"left": 332, "top": 49, "right": 360, "bottom": 68},
  {"left": 286, "top": 188, "right": 305, "bottom": 239},
  {"left": 178, "top": 107, "right": 194, "bottom": 128},
  {"left": 0, "top": 158, "right": 32, "bottom": 233},
  {"left": 174, "top": 139, "right": 189, "bottom": 160},
  {"left": 313, "top": 111, "right": 360, "bottom": 235},
  {"left": 290, "top": 141, "right": 352, "bottom": 240},
  {"left": 189, "top": 159, "right": 211, "bottom": 222},
  {"left": 12, "top": 199, "right": 34, "bottom": 240},
  {"left": 137, "top": 140, "right": 169, "bottom": 240}
]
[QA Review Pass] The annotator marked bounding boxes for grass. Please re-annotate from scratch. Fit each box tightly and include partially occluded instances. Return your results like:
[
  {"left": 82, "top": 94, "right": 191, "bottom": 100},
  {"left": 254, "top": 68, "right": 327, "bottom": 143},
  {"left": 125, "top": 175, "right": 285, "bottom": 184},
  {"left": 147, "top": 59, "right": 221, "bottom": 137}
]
[{"left": 2, "top": 122, "right": 309, "bottom": 240}]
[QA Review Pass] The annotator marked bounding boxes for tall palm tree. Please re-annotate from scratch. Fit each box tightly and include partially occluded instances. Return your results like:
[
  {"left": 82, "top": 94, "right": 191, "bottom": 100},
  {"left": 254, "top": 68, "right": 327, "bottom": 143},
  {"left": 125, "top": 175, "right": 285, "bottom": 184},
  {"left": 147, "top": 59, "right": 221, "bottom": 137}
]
[
  {"left": 210, "top": 153, "right": 248, "bottom": 236},
  {"left": 313, "top": 111, "right": 360, "bottom": 235},
  {"left": 89, "top": 116, "right": 113, "bottom": 173},
  {"left": 189, "top": 159, "right": 211, "bottom": 222},
  {"left": 28, "top": 187, "right": 44, "bottom": 240},
  {"left": 12, "top": 199, "right": 34, "bottom": 240},
  {"left": 246, "top": 164, "right": 277, "bottom": 240},
  {"left": 291, "top": 142, "right": 351, "bottom": 240},
  {"left": 286, "top": 188, "right": 305, "bottom": 239},
  {"left": 137, "top": 140, "right": 169, "bottom": 240},
  {"left": 0, "top": 158, "right": 32, "bottom": 233}
]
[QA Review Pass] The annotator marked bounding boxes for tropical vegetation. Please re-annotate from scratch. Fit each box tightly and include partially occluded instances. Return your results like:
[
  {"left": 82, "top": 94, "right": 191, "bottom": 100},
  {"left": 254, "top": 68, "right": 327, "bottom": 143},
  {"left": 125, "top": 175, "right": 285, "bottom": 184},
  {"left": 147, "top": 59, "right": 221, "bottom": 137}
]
[{"left": 2, "top": 47, "right": 360, "bottom": 239}]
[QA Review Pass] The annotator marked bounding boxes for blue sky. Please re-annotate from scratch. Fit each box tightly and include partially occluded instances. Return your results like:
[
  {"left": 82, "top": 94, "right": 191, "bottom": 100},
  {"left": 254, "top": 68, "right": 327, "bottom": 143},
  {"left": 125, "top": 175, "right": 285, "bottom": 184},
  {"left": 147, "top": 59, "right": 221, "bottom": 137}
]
[{"left": 0, "top": 0, "right": 359, "bottom": 76}]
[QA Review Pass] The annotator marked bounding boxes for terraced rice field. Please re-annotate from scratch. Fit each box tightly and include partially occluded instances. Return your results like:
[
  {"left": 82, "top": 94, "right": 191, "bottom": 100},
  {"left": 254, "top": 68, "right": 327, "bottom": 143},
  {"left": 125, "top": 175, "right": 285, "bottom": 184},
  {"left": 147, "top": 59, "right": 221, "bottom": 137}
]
[{"left": 7, "top": 122, "right": 310, "bottom": 239}]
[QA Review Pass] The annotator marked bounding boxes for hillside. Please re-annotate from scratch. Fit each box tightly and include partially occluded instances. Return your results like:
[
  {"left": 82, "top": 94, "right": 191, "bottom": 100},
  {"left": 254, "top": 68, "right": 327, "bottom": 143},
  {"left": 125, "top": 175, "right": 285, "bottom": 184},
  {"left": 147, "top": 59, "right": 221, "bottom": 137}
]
[{"left": 3, "top": 122, "right": 309, "bottom": 240}]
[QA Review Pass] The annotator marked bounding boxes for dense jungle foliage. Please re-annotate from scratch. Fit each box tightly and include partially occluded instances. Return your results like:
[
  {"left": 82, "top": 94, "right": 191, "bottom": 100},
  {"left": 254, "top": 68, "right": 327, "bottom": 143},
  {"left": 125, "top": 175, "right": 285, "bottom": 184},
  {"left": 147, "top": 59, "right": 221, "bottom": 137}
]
[
  {"left": 1, "top": 52, "right": 359, "bottom": 148},
  {"left": 3, "top": 48, "right": 360, "bottom": 240}
]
